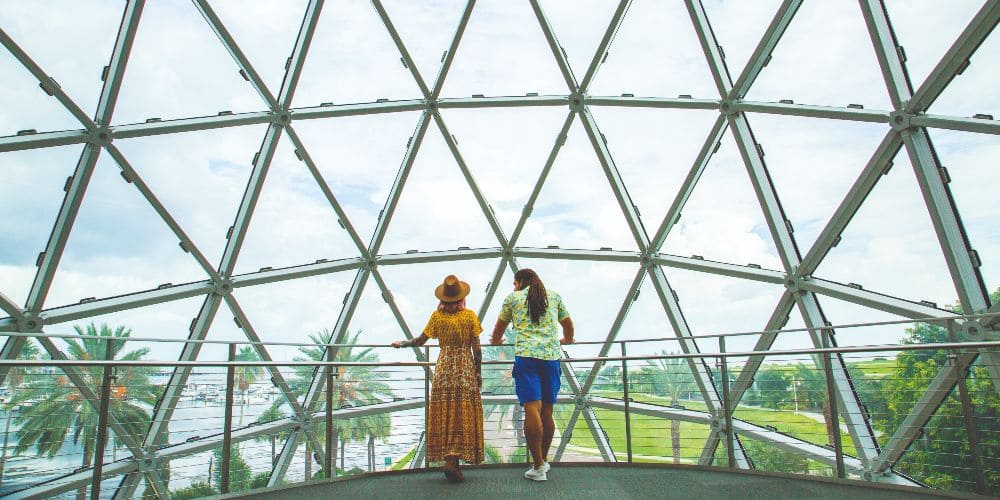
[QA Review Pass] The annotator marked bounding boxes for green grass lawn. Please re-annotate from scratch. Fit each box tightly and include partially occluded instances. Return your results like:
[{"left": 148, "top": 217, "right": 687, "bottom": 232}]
[{"left": 556, "top": 392, "right": 858, "bottom": 461}]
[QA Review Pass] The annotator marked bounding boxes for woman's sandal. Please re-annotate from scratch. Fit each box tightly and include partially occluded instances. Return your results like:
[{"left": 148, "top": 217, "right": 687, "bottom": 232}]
[{"left": 443, "top": 461, "right": 461, "bottom": 482}]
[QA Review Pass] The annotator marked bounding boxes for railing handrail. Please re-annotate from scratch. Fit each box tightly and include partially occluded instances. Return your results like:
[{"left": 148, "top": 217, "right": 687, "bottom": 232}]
[
  {"left": 2, "top": 310, "right": 997, "bottom": 350},
  {"left": 3, "top": 339, "right": 998, "bottom": 368}
]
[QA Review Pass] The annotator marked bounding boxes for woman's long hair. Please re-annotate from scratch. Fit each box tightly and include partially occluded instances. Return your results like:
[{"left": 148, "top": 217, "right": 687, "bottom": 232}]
[
  {"left": 514, "top": 268, "right": 547, "bottom": 324},
  {"left": 438, "top": 298, "right": 466, "bottom": 314}
]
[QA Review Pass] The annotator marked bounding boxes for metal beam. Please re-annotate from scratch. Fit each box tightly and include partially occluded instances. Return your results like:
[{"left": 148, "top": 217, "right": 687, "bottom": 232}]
[
  {"left": 105, "top": 144, "right": 220, "bottom": 279},
  {"left": 431, "top": 112, "right": 510, "bottom": 248},
  {"left": 585, "top": 96, "right": 719, "bottom": 110},
  {"left": 905, "top": 0, "right": 1000, "bottom": 114},
  {"left": 732, "top": 101, "right": 889, "bottom": 123},
  {"left": 142, "top": 295, "right": 222, "bottom": 448},
  {"left": 25, "top": 144, "right": 101, "bottom": 312},
  {"left": 651, "top": 254, "right": 784, "bottom": 284},
  {"left": 94, "top": 0, "right": 145, "bottom": 126},
  {"left": 649, "top": 114, "right": 728, "bottom": 251},
  {"left": 192, "top": 0, "right": 278, "bottom": 109},
  {"left": 797, "top": 131, "right": 902, "bottom": 276},
  {"left": 728, "top": 0, "right": 803, "bottom": 99},
  {"left": 371, "top": 0, "right": 431, "bottom": 98},
  {"left": 799, "top": 277, "right": 952, "bottom": 321},
  {"left": 277, "top": 0, "right": 324, "bottom": 110},
  {"left": 529, "top": 0, "right": 579, "bottom": 92},
  {"left": 0, "top": 27, "right": 94, "bottom": 127},
  {"left": 508, "top": 111, "right": 577, "bottom": 247},
  {"left": 685, "top": 0, "right": 733, "bottom": 98},
  {"left": 430, "top": 0, "right": 476, "bottom": 99},
  {"left": 579, "top": 0, "right": 632, "bottom": 93},
  {"left": 909, "top": 114, "right": 1000, "bottom": 136},
  {"left": 858, "top": 0, "right": 914, "bottom": 109},
  {"left": 515, "top": 247, "right": 640, "bottom": 263},
  {"left": 0, "top": 129, "right": 90, "bottom": 153}
]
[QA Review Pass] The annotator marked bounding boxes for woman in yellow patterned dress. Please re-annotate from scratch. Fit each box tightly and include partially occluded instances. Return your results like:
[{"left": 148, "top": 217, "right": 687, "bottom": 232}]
[{"left": 392, "top": 274, "right": 484, "bottom": 481}]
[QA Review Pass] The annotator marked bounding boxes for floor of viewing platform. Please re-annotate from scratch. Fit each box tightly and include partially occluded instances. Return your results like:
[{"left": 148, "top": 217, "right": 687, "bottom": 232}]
[{"left": 227, "top": 463, "right": 961, "bottom": 499}]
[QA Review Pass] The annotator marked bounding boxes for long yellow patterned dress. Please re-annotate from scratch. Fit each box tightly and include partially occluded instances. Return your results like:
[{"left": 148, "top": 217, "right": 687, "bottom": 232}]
[{"left": 423, "top": 309, "right": 484, "bottom": 464}]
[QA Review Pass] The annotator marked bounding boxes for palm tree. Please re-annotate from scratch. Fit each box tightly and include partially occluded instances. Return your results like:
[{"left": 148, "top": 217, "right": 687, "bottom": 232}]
[
  {"left": 645, "top": 352, "right": 694, "bottom": 464},
  {"left": 260, "top": 330, "right": 394, "bottom": 478},
  {"left": 5, "top": 323, "right": 159, "bottom": 499},
  {"left": 234, "top": 346, "right": 263, "bottom": 427},
  {"left": 1, "top": 339, "right": 41, "bottom": 489}
]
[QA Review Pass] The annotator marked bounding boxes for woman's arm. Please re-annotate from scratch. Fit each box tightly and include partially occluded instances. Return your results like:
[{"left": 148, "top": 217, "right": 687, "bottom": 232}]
[
  {"left": 472, "top": 339, "right": 482, "bottom": 389},
  {"left": 391, "top": 334, "right": 429, "bottom": 349}
]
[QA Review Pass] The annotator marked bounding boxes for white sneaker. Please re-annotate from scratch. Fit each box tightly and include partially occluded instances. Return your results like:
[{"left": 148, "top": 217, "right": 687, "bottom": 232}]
[
  {"left": 524, "top": 466, "right": 547, "bottom": 482},
  {"left": 541, "top": 461, "right": 551, "bottom": 473}
]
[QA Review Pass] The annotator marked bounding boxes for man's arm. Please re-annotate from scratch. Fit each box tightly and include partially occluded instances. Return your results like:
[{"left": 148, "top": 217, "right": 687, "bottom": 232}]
[
  {"left": 559, "top": 317, "right": 574, "bottom": 345},
  {"left": 491, "top": 319, "right": 509, "bottom": 346}
]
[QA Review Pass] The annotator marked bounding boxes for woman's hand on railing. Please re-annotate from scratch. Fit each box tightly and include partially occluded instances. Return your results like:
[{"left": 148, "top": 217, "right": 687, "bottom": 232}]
[{"left": 391, "top": 340, "right": 405, "bottom": 349}]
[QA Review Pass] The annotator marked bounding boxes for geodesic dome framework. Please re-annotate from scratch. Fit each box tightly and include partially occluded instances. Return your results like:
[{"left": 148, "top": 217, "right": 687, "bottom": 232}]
[{"left": 1, "top": 0, "right": 999, "bottom": 497}]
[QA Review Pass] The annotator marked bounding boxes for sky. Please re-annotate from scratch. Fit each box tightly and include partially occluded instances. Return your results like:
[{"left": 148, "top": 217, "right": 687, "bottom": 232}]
[{"left": 1, "top": 0, "right": 998, "bottom": 371}]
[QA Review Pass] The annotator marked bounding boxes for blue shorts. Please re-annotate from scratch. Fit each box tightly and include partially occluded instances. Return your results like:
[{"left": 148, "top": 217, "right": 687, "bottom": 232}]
[{"left": 513, "top": 356, "right": 561, "bottom": 405}]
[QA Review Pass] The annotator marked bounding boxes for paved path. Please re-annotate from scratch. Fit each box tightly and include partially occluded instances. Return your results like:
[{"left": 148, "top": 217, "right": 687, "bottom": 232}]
[{"left": 234, "top": 463, "right": 956, "bottom": 500}]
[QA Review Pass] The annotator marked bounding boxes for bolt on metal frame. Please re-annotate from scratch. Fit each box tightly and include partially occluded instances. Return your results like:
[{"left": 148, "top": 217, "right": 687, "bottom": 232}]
[{"left": 0, "top": 0, "right": 998, "bottom": 496}]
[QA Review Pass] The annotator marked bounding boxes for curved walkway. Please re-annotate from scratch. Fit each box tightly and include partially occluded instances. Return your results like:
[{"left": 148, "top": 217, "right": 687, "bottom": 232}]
[{"left": 227, "top": 463, "right": 964, "bottom": 500}]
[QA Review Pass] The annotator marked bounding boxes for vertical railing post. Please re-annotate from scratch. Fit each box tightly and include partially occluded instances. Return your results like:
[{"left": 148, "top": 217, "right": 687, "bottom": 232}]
[
  {"left": 947, "top": 320, "right": 987, "bottom": 495},
  {"left": 221, "top": 343, "right": 236, "bottom": 494},
  {"left": 620, "top": 342, "right": 632, "bottom": 463},
  {"left": 91, "top": 336, "right": 115, "bottom": 499},
  {"left": 424, "top": 345, "right": 431, "bottom": 469},
  {"left": 325, "top": 344, "right": 334, "bottom": 479},
  {"left": 719, "top": 337, "right": 735, "bottom": 469},
  {"left": 820, "top": 330, "right": 845, "bottom": 478}
]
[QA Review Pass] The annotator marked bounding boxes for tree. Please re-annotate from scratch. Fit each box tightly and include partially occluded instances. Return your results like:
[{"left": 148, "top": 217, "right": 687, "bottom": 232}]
[
  {"left": 873, "top": 287, "right": 1000, "bottom": 494},
  {"left": 261, "top": 330, "right": 394, "bottom": 478},
  {"left": 234, "top": 346, "right": 263, "bottom": 427},
  {"left": 645, "top": 352, "right": 696, "bottom": 463},
  {"left": 1, "top": 339, "right": 41, "bottom": 489},
  {"left": 211, "top": 445, "right": 252, "bottom": 492},
  {"left": 4, "top": 324, "right": 160, "bottom": 499},
  {"left": 753, "top": 368, "right": 791, "bottom": 410}
]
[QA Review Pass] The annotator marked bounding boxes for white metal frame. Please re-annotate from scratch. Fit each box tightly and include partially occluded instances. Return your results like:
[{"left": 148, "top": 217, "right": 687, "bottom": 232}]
[{"left": 1, "top": 0, "right": 998, "bottom": 496}]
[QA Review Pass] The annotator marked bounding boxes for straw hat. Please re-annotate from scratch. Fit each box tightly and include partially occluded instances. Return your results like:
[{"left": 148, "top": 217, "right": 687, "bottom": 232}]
[{"left": 435, "top": 274, "right": 470, "bottom": 303}]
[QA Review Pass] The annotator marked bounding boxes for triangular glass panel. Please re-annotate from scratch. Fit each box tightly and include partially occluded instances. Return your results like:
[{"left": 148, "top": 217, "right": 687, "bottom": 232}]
[
  {"left": 233, "top": 135, "right": 362, "bottom": 275},
  {"left": 0, "top": 2, "right": 121, "bottom": 118},
  {"left": 294, "top": 0, "right": 424, "bottom": 107},
  {"left": 377, "top": 123, "right": 502, "bottom": 255},
  {"left": 377, "top": 257, "right": 501, "bottom": 336},
  {"left": 379, "top": 0, "right": 469, "bottom": 92},
  {"left": 515, "top": 118, "right": 640, "bottom": 251},
  {"left": 661, "top": 132, "right": 783, "bottom": 270},
  {"left": 589, "top": 106, "right": 720, "bottom": 233},
  {"left": 114, "top": 123, "right": 271, "bottom": 267},
  {"left": 291, "top": 111, "right": 422, "bottom": 246},
  {"left": 45, "top": 154, "right": 210, "bottom": 308},
  {"left": 44, "top": 294, "right": 208, "bottom": 365},
  {"left": 929, "top": 129, "right": 999, "bottom": 303},
  {"left": 438, "top": 106, "right": 571, "bottom": 237},
  {"left": 439, "top": 2, "right": 568, "bottom": 97},
  {"left": 113, "top": 1, "right": 266, "bottom": 126},
  {"left": 745, "top": 113, "right": 889, "bottom": 253},
  {"left": 883, "top": 0, "right": 988, "bottom": 91},
  {"left": 700, "top": 0, "right": 784, "bottom": 85},
  {"left": 0, "top": 51, "right": 82, "bottom": 136},
  {"left": 815, "top": 149, "right": 957, "bottom": 308},
  {"left": 661, "top": 267, "right": 785, "bottom": 354},
  {"left": 0, "top": 144, "right": 81, "bottom": 306},
  {"left": 588, "top": 0, "right": 719, "bottom": 98},
  {"left": 535, "top": 0, "right": 622, "bottom": 82},
  {"left": 227, "top": 270, "right": 358, "bottom": 362},
  {"left": 210, "top": 0, "right": 307, "bottom": 98},
  {"left": 930, "top": 30, "right": 1000, "bottom": 121},
  {"left": 745, "top": 1, "right": 892, "bottom": 109}
]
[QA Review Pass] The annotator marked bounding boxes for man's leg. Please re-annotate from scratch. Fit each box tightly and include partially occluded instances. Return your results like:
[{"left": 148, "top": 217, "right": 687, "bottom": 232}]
[
  {"left": 522, "top": 400, "right": 545, "bottom": 469},
  {"left": 540, "top": 402, "right": 555, "bottom": 461}
]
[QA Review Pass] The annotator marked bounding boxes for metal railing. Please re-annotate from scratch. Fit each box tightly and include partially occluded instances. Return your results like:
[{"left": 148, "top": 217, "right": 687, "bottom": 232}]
[{"left": 0, "top": 314, "right": 998, "bottom": 498}]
